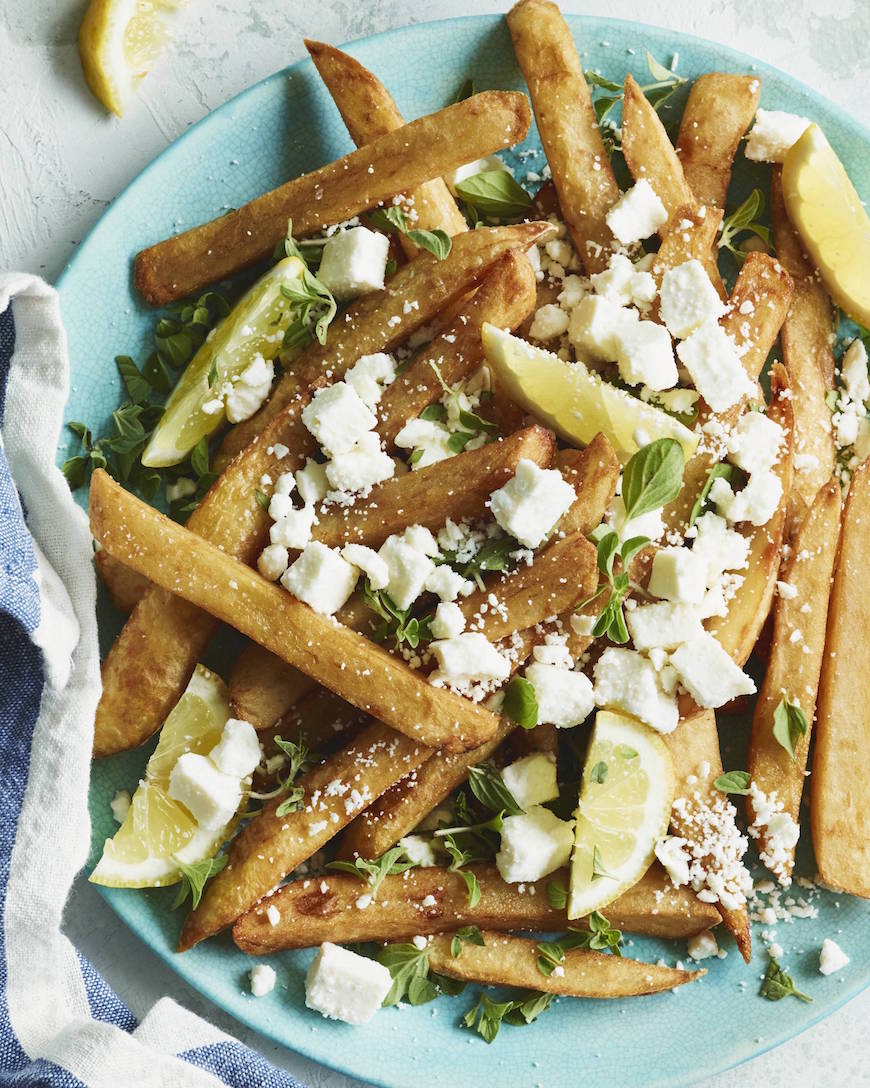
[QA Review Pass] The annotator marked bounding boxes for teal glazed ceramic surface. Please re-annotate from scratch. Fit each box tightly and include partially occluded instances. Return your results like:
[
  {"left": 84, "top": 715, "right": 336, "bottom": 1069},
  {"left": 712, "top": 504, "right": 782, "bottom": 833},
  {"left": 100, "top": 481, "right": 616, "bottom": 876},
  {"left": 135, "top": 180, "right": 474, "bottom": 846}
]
[{"left": 56, "top": 15, "right": 870, "bottom": 1088}]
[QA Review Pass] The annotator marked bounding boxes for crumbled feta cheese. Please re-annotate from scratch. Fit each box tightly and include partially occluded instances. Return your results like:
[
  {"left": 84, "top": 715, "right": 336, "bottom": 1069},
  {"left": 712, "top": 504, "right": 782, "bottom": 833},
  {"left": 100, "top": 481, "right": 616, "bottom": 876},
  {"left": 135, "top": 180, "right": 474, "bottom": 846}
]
[
  {"left": 340, "top": 544, "right": 389, "bottom": 590},
  {"left": 570, "top": 613, "right": 597, "bottom": 638},
  {"left": 524, "top": 662, "right": 595, "bottom": 728},
  {"left": 266, "top": 904, "right": 281, "bottom": 926},
  {"left": 659, "top": 260, "right": 726, "bottom": 339},
  {"left": 669, "top": 632, "right": 756, "bottom": 707},
  {"left": 840, "top": 339, "right": 869, "bottom": 404},
  {"left": 302, "top": 382, "right": 377, "bottom": 457},
  {"left": 225, "top": 355, "right": 275, "bottom": 424},
  {"left": 424, "top": 565, "right": 469, "bottom": 602},
  {"left": 398, "top": 834, "right": 438, "bottom": 867},
  {"left": 676, "top": 320, "right": 753, "bottom": 412},
  {"left": 614, "top": 319, "right": 678, "bottom": 390},
  {"left": 605, "top": 179, "right": 668, "bottom": 244},
  {"left": 165, "top": 478, "right": 196, "bottom": 504},
  {"left": 249, "top": 963, "right": 277, "bottom": 997},
  {"left": 835, "top": 410, "right": 859, "bottom": 448},
  {"left": 209, "top": 717, "right": 261, "bottom": 778},
  {"left": 305, "top": 942, "right": 392, "bottom": 1024},
  {"left": 819, "top": 938, "right": 849, "bottom": 976},
  {"left": 655, "top": 835, "right": 692, "bottom": 887},
  {"left": 501, "top": 752, "right": 559, "bottom": 809},
  {"left": 648, "top": 547, "right": 707, "bottom": 604},
  {"left": 692, "top": 512, "right": 749, "bottom": 583},
  {"left": 727, "top": 411, "right": 785, "bottom": 473},
  {"left": 744, "top": 109, "right": 811, "bottom": 163},
  {"left": 110, "top": 789, "right": 131, "bottom": 824},
  {"left": 429, "top": 632, "right": 511, "bottom": 688},
  {"left": 378, "top": 530, "right": 437, "bottom": 609},
  {"left": 557, "top": 274, "right": 586, "bottom": 309},
  {"left": 168, "top": 753, "right": 241, "bottom": 829},
  {"left": 496, "top": 806, "right": 574, "bottom": 883},
  {"left": 532, "top": 638, "right": 574, "bottom": 669},
  {"left": 295, "top": 458, "right": 329, "bottom": 506},
  {"left": 687, "top": 930, "right": 719, "bottom": 961},
  {"left": 626, "top": 601, "right": 705, "bottom": 651},
  {"left": 529, "top": 303, "right": 570, "bottom": 341},
  {"left": 431, "top": 601, "right": 466, "bottom": 639},
  {"left": 591, "top": 253, "right": 640, "bottom": 306},
  {"left": 281, "top": 541, "right": 359, "bottom": 615},
  {"left": 258, "top": 542, "right": 290, "bottom": 581},
  {"left": 489, "top": 459, "right": 576, "bottom": 548},
  {"left": 568, "top": 294, "right": 637, "bottom": 363},
  {"left": 317, "top": 226, "right": 390, "bottom": 300},
  {"left": 325, "top": 431, "right": 395, "bottom": 493},
  {"left": 393, "top": 417, "right": 454, "bottom": 468},
  {"left": 269, "top": 503, "right": 316, "bottom": 550},
  {"left": 711, "top": 469, "right": 782, "bottom": 527},
  {"left": 593, "top": 648, "right": 679, "bottom": 733},
  {"left": 345, "top": 352, "right": 397, "bottom": 409},
  {"left": 747, "top": 782, "right": 800, "bottom": 884}
]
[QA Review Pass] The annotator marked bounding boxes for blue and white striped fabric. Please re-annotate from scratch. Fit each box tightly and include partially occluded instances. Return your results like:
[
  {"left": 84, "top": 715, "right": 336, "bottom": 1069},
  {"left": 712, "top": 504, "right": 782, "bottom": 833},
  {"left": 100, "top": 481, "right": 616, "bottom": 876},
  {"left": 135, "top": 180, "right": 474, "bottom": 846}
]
[{"left": 0, "top": 274, "right": 304, "bottom": 1088}]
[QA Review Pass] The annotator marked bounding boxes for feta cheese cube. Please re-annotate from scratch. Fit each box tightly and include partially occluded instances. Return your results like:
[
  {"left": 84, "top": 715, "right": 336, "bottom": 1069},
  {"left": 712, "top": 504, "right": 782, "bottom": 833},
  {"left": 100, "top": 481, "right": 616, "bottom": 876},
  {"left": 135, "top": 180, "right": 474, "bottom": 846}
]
[
  {"left": 659, "top": 260, "right": 726, "bottom": 339},
  {"left": 524, "top": 662, "right": 594, "bottom": 729},
  {"left": 305, "top": 942, "right": 392, "bottom": 1024},
  {"left": 110, "top": 789, "right": 131, "bottom": 824},
  {"left": 378, "top": 532, "right": 436, "bottom": 610},
  {"left": 687, "top": 929, "right": 719, "bottom": 961},
  {"left": 424, "top": 564, "right": 468, "bottom": 602},
  {"left": 727, "top": 411, "right": 784, "bottom": 473},
  {"left": 404, "top": 525, "right": 440, "bottom": 557},
  {"left": 626, "top": 601, "right": 705, "bottom": 651},
  {"left": 840, "top": 338, "right": 869, "bottom": 405},
  {"left": 557, "top": 274, "right": 586, "bottom": 309},
  {"left": 501, "top": 752, "right": 559, "bottom": 809},
  {"left": 340, "top": 544, "right": 389, "bottom": 590},
  {"left": 168, "top": 753, "right": 241, "bottom": 829},
  {"left": 317, "top": 226, "right": 390, "bottom": 301},
  {"left": 295, "top": 458, "right": 329, "bottom": 506},
  {"left": 431, "top": 601, "right": 466, "bottom": 639},
  {"left": 489, "top": 459, "right": 576, "bottom": 548},
  {"left": 302, "top": 381, "right": 377, "bottom": 457},
  {"left": 429, "top": 632, "right": 511, "bottom": 688},
  {"left": 691, "top": 512, "right": 749, "bottom": 582},
  {"left": 835, "top": 410, "right": 859, "bottom": 448},
  {"left": 249, "top": 963, "right": 277, "bottom": 997},
  {"left": 711, "top": 469, "right": 782, "bottom": 527},
  {"left": 269, "top": 504, "right": 316, "bottom": 550},
  {"left": 532, "top": 639, "right": 574, "bottom": 669},
  {"left": 591, "top": 253, "right": 636, "bottom": 306},
  {"left": 676, "top": 319, "right": 754, "bottom": 412},
  {"left": 605, "top": 179, "right": 668, "bottom": 245},
  {"left": 281, "top": 541, "right": 359, "bottom": 615},
  {"left": 398, "top": 834, "right": 438, "bottom": 867},
  {"left": 325, "top": 431, "right": 395, "bottom": 493},
  {"left": 648, "top": 547, "right": 707, "bottom": 603},
  {"left": 592, "top": 648, "right": 679, "bottom": 733},
  {"left": 744, "top": 109, "right": 811, "bottom": 163},
  {"left": 495, "top": 806, "right": 574, "bottom": 883},
  {"left": 345, "top": 352, "right": 397, "bottom": 408},
  {"left": 669, "top": 632, "right": 756, "bottom": 707},
  {"left": 393, "top": 417, "right": 453, "bottom": 468},
  {"left": 614, "top": 319, "right": 678, "bottom": 390},
  {"left": 819, "top": 937, "right": 850, "bottom": 976},
  {"left": 209, "top": 717, "right": 261, "bottom": 778},
  {"left": 529, "top": 303, "right": 570, "bottom": 341},
  {"left": 568, "top": 294, "right": 637, "bottom": 363},
  {"left": 224, "top": 355, "right": 274, "bottom": 423},
  {"left": 258, "top": 543, "right": 290, "bottom": 581}
]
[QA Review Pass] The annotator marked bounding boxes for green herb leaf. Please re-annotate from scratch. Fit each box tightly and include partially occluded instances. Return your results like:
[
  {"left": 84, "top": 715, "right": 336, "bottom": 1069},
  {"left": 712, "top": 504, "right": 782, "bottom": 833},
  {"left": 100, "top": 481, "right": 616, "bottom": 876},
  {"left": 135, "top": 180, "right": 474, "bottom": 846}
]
[
  {"left": 280, "top": 267, "right": 338, "bottom": 347},
  {"left": 377, "top": 943, "right": 432, "bottom": 1006},
  {"left": 502, "top": 990, "right": 554, "bottom": 1026},
  {"left": 503, "top": 675, "right": 538, "bottom": 729},
  {"left": 454, "top": 77, "right": 475, "bottom": 103},
  {"left": 368, "top": 205, "right": 453, "bottom": 261},
  {"left": 646, "top": 50, "right": 677, "bottom": 83},
  {"left": 719, "top": 189, "right": 772, "bottom": 264},
  {"left": 596, "top": 531, "right": 621, "bottom": 578},
  {"left": 591, "top": 844, "right": 615, "bottom": 881},
  {"left": 467, "top": 763, "right": 524, "bottom": 816},
  {"left": 463, "top": 993, "right": 515, "bottom": 1044},
  {"left": 714, "top": 770, "right": 752, "bottom": 794},
  {"left": 447, "top": 430, "right": 475, "bottom": 453},
  {"left": 420, "top": 403, "right": 448, "bottom": 422},
  {"left": 760, "top": 955, "right": 813, "bottom": 1003},
  {"left": 621, "top": 438, "right": 685, "bottom": 520},
  {"left": 254, "top": 488, "right": 270, "bottom": 510},
  {"left": 190, "top": 437, "right": 210, "bottom": 479},
  {"left": 275, "top": 786, "right": 304, "bottom": 817},
  {"left": 772, "top": 699, "right": 809, "bottom": 761},
  {"left": 688, "top": 462, "right": 743, "bottom": 528},
  {"left": 620, "top": 535, "right": 650, "bottom": 568},
  {"left": 451, "top": 925, "right": 485, "bottom": 957},
  {"left": 585, "top": 70, "right": 623, "bottom": 93},
  {"left": 458, "top": 408, "right": 499, "bottom": 435},
  {"left": 326, "top": 845, "right": 417, "bottom": 901},
  {"left": 546, "top": 879, "right": 568, "bottom": 910},
  {"left": 590, "top": 761, "right": 609, "bottom": 785},
  {"left": 115, "top": 355, "right": 152, "bottom": 404},
  {"left": 458, "top": 868, "right": 481, "bottom": 907},
  {"left": 616, "top": 745, "right": 638, "bottom": 760},
  {"left": 455, "top": 170, "right": 532, "bottom": 222},
  {"left": 170, "top": 854, "right": 228, "bottom": 910}
]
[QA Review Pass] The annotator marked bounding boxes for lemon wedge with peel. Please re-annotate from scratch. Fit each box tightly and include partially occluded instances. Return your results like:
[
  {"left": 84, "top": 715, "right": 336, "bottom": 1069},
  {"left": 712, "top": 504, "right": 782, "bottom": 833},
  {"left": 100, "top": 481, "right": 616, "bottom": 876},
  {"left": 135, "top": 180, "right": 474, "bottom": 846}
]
[
  {"left": 142, "top": 256, "right": 306, "bottom": 467},
  {"left": 79, "top": 0, "right": 188, "bottom": 116},
  {"left": 568, "top": 710, "right": 674, "bottom": 920},
  {"left": 482, "top": 324, "right": 698, "bottom": 465},
  {"left": 90, "top": 665, "right": 236, "bottom": 888},
  {"left": 782, "top": 123, "right": 870, "bottom": 328}
]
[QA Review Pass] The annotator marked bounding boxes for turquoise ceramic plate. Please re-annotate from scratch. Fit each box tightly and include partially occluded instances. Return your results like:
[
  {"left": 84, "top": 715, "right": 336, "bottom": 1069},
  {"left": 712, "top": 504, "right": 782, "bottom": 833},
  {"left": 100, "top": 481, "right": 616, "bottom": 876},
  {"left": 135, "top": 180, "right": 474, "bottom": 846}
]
[{"left": 57, "top": 15, "right": 870, "bottom": 1088}]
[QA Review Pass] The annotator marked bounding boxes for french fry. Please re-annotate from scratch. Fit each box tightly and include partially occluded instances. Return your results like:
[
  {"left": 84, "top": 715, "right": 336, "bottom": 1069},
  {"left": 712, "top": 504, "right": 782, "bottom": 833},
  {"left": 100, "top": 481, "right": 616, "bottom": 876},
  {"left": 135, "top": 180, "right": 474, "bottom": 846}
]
[
  {"left": 811, "top": 459, "right": 870, "bottom": 897},
  {"left": 89, "top": 470, "right": 502, "bottom": 753},
  {"left": 675, "top": 74, "right": 761, "bottom": 210},
  {"left": 426, "top": 931, "right": 703, "bottom": 997},
  {"left": 507, "top": 0, "right": 620, "bottom": 274},
  {"left": 305, "top": 39, "right": 468, "bottom": 254},
  {"left": 663, "top": 709, "right": 751, "bottom": 962},
  {"left": 95, "top": 551, "right": 150, "bottom": 613},
  {"left": 622, "top": 73, "right": 699, "bottom": 231},
  {"left": 551, "top": 434, "right": 620, "bottom": 536},
  {"left": 316, "top": 425, "right": 554, "bottom": 550},
  {"left": 134, "top": 92, "right": 532, "bottom": 305},
  {"left": 179, "top": 720, "right": 430, "bottom": 949},
  {"left": 508, "top": 721, "right": 560, "bottom": 760},
  {"left": 377, "top": 250, "right": 537, "bottom": 447},
  {"left": 748, "top": 479, "right": 841, "bottom": 881},
  {"left": 222, "top": 224, "right": 551, "bottom": 461},
  {"left": 770, "top": 168, "right": 837, "bottom": 529},
  {"left": 232, "top": 863, "right": 721, "bottom": 953}
]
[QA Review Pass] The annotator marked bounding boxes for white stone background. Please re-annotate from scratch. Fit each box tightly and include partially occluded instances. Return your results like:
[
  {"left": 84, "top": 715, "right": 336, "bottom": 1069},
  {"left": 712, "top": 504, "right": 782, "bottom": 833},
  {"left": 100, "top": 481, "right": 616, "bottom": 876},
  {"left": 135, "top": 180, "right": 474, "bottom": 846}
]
[{"left": 2, "top": 0, "right": 870, "bottom": 1085}]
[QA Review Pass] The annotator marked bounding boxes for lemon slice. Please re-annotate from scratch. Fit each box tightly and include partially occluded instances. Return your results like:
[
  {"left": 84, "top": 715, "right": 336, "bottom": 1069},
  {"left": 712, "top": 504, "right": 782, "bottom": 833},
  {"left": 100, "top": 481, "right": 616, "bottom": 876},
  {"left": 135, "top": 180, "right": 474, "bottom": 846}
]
[
  {"left": 90, "top": 665, "right": 236, "bottom": 888},
  {"left": 142, "top": 256, "right": 306, "bottom": 467},
  {"left": 482, "top": 324, "right": 698, "bottom": 464},
  {"left": 79, "top": 0, "right": 187, "bottom": 116},
  {"left": 782, "top": 124, "right": 870, "bottom": 328},
  {"left": 568, "top": 710, "right": 674, "bottom": 919}
]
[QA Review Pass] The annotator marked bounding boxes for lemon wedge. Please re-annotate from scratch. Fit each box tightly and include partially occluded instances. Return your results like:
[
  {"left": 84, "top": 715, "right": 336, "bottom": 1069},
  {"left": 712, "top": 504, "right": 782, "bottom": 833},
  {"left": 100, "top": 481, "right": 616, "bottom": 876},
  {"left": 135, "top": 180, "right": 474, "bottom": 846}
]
[
  {"left": 90, "top": 665, "right": 236, "bottom": 888},
  {"left": 782, "top": 123, "right": 870, "bottom": 328},
  {"left": 481, "top": 324, "right": 698, "bottom": 464},
  {"left": 79, "top": 0, "right": 187, "bottom": 116},
  {"left": 142, "top": 256, "right": 306, "bottom": 467},
  {"left": 568, "top": 710, "right": 674, "bottom": 920}
]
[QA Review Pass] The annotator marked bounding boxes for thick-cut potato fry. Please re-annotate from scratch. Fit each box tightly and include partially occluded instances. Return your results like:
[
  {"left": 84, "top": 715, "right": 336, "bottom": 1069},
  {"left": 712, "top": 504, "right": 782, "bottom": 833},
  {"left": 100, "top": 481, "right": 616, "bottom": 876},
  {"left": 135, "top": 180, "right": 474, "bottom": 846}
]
[
  {"left": 812, "top": 459, "right": 870, "bottom": 898},
  {"left": 508, "top": 721, "right": 560, "bottom": 760},
  {"left": 552, "top": 434, "right": 620, "bottom": 536},
  {"left": 95, "top": 551, "right": 150, "bottom": 613},
  {"left": 770, "top": 169, "right": 836, "bottom": 529},
  {"left": 507, "top": 0, "right": 620, "bottom": 274},
  {"left": 675, "top": 74, "right": 761, "bottom": 210},
  {"left": 748, "top": 480, "right": 840, "bottom": 880},
  {"left": 222, "top": 223, "right": 552, "bottom": 461},
  {"left": 179, "top": 720, "right": 430, "bottom": 949},
  {"left": 378, "top": 250, "right": 537, "bottom": 447},
  {"left": 622, "top": 74, "right": 699, "bottom": 231},
  {"left": 426, "top": 931, "right": 703, "bottom": 996},
  {"left": 134, "top": 92, "right": 531, "bottom": 305},
  {"left": 651, "top": 206, "right": 726, "bottom": 302},
  {"left": 663, "top": 709, "right": 751, "bottom": 961},
  {"left": 89, "top": 471, "right": 501, "bottom": 753},
  {"left": 232, "top": 862, "right": 720, "bottom": 953},
  {"left": 305, "top": 39, "right": 468, "bottom": 255},
  {"left": 317, "top": 425, "right": 554, "bottom": 550},
  {"left": 706, "top": 366, "right": 794, "bottom": 667}
]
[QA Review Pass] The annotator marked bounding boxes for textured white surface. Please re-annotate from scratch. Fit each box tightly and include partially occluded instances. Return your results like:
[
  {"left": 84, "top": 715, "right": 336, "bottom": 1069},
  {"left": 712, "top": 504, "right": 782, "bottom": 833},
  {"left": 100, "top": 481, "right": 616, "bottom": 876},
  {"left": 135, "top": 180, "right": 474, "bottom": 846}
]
[{"left": 5, "top": 0, "right": 869, "bottom": 1085}]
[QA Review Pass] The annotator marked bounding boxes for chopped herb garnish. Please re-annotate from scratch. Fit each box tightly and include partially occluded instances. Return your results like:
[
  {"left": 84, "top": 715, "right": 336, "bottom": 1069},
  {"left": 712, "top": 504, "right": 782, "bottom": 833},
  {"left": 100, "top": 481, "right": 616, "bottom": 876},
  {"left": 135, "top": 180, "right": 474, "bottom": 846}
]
[
  {"left": 377, "top": 943, "right": 434, "bottom": 1006},
  {"left": 451, "top": 925, "right": 485, "bottom": 957},
  {"left": 502, "top": 674, "right": 538, "bottom": 729},
  {"left": 455, "top": 170, "right": 532, "bottom": 224},
  {"left": 586, "top": 50, "right": 686, "bottom": 130},
  {"left": 368, "top": 204, "right": 453, "bottom": 260},
  {"left": 170, "top": 854, "right": 228, "bottom": 910},
  {"left": 467, "top": 763, "right": 524, "bottom": 816},
  {"left": 760, "top": 955, "right": 812, "bottom": 1003},
  {"left": 621, "top": 437, "right": 685, "bottom": 520},
  {"left": 719, "top": 189, "right": 772, "bottom": 265},
  {"left": 689, "top": 462, "right": 744, "bottom": 528},
  {"left": 591, "top": 844, "right": 615, "bottom": 881},
  {"left": 360, "top": 578, "right": 433, "bottom": 649},
  {"left": 772, "top": 699, "right": 809, "bottom": 761},
  {"left": 546, "top": 879, "right": 568, "bottom": 910},
  {"left": 590, "top": 760, "right": 609, "bottom": 784},
  {"left": 327, "top": 845, "right": 418, "bottom": 901},
  {"left": 714, "top": 770, "right": 752, "bottom": 795}
]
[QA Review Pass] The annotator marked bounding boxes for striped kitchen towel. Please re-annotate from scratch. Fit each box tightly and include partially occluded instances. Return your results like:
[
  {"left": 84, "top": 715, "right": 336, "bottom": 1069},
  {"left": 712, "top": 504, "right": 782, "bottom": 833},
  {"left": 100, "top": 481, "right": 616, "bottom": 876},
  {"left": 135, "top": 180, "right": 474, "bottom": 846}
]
[{"left": 0, "top": 273, "right": 304, "bottom": 1088}]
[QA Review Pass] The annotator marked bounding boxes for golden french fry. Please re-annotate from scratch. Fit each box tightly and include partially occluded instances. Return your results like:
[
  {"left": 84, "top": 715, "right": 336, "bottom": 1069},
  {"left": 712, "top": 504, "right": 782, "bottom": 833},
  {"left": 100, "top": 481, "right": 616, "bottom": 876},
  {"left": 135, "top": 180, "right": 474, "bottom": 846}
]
[
  {"left": 89, "top": 470, "right": 502, "bottom": 753},
  {"left": 675, "top": 74, "right": 761, "bottom": 210},
  {"left": 305, "top": 39, "right": 468, "bottom": 254},
  {"left": 134, "top": 92, "right": 531, "bottom": 305},
  {"left": 179, "top": 720, "right": 430, "bottom": 949},
  {"left": 622, "top": 73, "right": 699, "bottom": 231},
  {"left": 812, "top": 459, "right": 870, "bottom": 897},
  {"left": 551, "top": 434, "right": 620, "bottom": 537},
  {"left": 663, "top": 709, "right": 751, "bottom": 963},
  {"left": 378, "top": 249, "right": 537, "bottom": 447},
  {"left": 748, "top": 479, "right": 841, "bottom": 880},
  {"left": 426, "top": 930, "right": 703, "bottom": 997},
  {"left": 95, "top": 551, "right": 150, "bottom": 613},
  {"left": 232, "top": 862, "right": 721, "bottom": 953},
  {"left": 222, "top": 223, "right": 552, "bottom": 461},
  {"left": 651, "top": 206, "right": 726, "bottom": 302},
  {"left": 507, "top": 0, "right": 620, "bottom": 274},
  {"left": 770, "top": 168, "right": 837, "bottom": 529}
]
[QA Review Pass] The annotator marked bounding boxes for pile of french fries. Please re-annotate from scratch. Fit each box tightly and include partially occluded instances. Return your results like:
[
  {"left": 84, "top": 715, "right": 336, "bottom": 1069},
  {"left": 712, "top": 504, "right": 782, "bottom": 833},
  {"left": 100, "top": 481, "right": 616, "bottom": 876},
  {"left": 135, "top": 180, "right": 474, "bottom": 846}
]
[{"left": 87, "top": 0, "right": 869, "bottom": 1028}]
